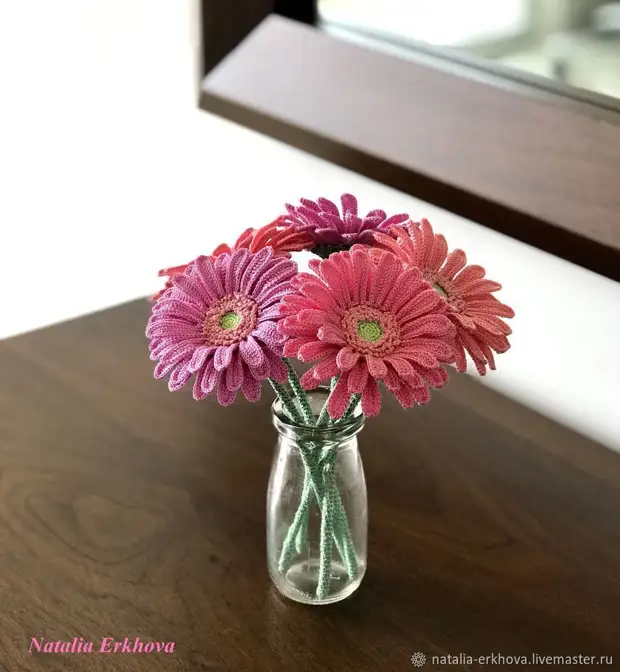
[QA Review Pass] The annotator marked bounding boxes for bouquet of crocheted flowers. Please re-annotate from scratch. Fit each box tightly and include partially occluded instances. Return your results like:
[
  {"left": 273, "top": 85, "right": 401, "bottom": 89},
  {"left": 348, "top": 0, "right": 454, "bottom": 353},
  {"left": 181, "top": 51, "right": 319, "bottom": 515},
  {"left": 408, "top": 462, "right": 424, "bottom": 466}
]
[{"left": 146, "top": 193, "right": 514, "bottom": 600}]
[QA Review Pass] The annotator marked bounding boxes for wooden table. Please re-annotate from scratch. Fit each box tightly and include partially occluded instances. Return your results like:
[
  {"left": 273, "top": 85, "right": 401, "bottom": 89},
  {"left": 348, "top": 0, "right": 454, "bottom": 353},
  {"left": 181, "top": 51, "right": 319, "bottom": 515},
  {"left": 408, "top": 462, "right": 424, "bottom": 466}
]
[{"left": 1, "top": 300, "right": 619, "bottom": 671}]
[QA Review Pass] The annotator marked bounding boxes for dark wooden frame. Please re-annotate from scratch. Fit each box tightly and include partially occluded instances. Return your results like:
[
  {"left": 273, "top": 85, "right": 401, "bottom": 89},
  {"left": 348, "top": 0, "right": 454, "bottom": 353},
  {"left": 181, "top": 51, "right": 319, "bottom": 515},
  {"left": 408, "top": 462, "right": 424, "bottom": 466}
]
[
  {"left": 200, "top": 9, "right": 620, "bottom": 281},
  {"left": 200, "top": 0, "right": 316, "bottom": 74}
]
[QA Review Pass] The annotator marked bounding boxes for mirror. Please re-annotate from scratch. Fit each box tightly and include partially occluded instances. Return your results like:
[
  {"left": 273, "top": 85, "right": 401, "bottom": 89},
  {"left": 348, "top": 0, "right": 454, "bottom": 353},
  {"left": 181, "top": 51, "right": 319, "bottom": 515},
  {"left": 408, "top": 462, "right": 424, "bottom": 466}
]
[{"left": 319, "top": 0, "right": 620, "bottom": 103}]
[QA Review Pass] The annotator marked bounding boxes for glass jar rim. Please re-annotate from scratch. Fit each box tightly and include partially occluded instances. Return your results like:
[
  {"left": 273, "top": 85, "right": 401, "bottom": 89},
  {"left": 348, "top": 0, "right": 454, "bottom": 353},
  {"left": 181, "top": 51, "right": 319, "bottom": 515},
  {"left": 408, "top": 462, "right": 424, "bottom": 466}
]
[{"left": 271, "top": 395, "right": 365, "bottom": 442}]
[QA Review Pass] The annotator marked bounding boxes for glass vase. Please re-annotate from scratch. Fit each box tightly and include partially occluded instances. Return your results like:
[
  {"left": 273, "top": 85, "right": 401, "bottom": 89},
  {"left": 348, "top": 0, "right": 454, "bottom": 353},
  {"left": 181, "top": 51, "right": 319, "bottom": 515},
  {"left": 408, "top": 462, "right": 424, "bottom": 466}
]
[{"left": 267, "top": 389, "right": 367, "bottom": 605}]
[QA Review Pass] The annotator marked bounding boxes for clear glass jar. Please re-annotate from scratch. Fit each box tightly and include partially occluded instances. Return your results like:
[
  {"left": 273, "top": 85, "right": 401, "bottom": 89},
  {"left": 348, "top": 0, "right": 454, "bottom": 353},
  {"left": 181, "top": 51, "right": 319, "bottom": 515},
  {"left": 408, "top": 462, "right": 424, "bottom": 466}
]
[{"left": 267, "top": 389, "right": 367, "bottom": 605}]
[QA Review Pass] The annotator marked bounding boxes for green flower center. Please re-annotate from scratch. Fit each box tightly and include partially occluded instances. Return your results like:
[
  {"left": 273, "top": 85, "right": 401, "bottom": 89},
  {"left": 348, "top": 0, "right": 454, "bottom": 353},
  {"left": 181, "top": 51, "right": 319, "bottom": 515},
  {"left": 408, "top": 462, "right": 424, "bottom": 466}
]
[
  {"left": 433, "top": 282, "right": 448, "bottom": 299},
  {"left": 357, "top": 320, "right": 383, "bottom": 342},
  {"left": 220, "top": 311, "right": 241, "bottom": 330}
]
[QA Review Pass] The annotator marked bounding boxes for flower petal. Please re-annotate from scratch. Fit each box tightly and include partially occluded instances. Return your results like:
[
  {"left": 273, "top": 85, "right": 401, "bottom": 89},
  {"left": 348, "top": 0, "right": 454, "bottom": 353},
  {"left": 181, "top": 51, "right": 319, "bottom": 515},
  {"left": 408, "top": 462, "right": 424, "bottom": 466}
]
[
  {"left": 348, "top": 361, "right": 369, "bottom": 394},
  {"left": 351, "top": 248, "right": 371, "bottom": 304},
  {"left": 366, "top": 355, "right": 387, "bottom": 379},
  {"left": 441, "top": 249, "right": 467, "bottom": 281},
  {"left": 254, "top": 321, "right": 286, "bottom": 349},
  {"left": 283, "top": 336, "right": 315, "bottom": 357},
  {"left": 399, "top": 339, "right": 455, "bottom": 362},
  {"left": 327, "top": 374, "right": 351, "bottom": 420},
  {"left": 264, "top": 349, "right": 287, "bottom": 383},
  {"left": 416, "top": 366, "right": 449, "bottom": 388},
  {"left": 300, "top": 367, "right": 323, "bottom": 390},
  {"left": 459, "top": 279, "right": 502, "bottom": 296},
  {"left": 239, "top": 335, "right": 265, "bottom": 369},
  {"left": 242, "top": 368, "right": 261, "bottom": 401},
  {"left": 299, "top": 281, "right": 341, "bottom": 314},
  {"left": 368, "top": 251, "right": 401, "bottom": 306},
  {"left": 168, "top": 363, "right": 192, "bottom": 392},
  {"left": 169, "top": 272, "right": 212, "bottom": 305},
  {"left": 193, "top": 367, "right": 209, "bottom": 401},
  {"left": 318, "top": 324, "right": 347, "bottom": 345},
  {"left": 336, "top": 347, "right": 360, "bottom": 372},
  {"left": 239, "top": 247, "right": 273, "bottom": 295},
  {"left": 214, "top": 345, "right": 235, "bottom": 371},
  {"left": 397, "top": 288, "right": 444, "bottom": 322},
  {"left": 225, "top": 352, "right": 244, "bottom": 391},
  {"left": 452, "top": 264, "right": 485, "bottom": 287},
  {"left": 146, "top": 318, "right": 200, "bottom": 339},
  {"left": 311, "top": 353, "right": 340, "bottom": 381},
  {"left": 298, "top": 341, "right": 337, "bottom": 362},
  {"left": 405, "top": 351, "right": 438, "bottom": 369},
  {"left": 194, "top": 255, "right": 225, "bottom": 299},
  {"left": 188, "top": 345, "right": 216, "bottom": 373},
  {"left": 402, "top": 314, "right": 455, "bottom": 339},
  {"left": 153, "top": 342, "right": 197, "bottom": 379},
  {"left": 216, "top": 373, "right": 236, "bottom": 406},
  {"left": 361, "top": 377, "right": 382, "bottom": 416}
]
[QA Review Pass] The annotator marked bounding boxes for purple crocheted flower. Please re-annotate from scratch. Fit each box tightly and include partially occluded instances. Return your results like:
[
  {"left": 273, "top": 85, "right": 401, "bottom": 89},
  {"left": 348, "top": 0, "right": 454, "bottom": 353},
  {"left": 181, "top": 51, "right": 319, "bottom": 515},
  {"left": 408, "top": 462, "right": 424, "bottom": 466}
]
[
  {"left": 283, "top": 193, "right": 409, "bottom": 257},
  {"left": 146, "top": 248, "right": 296, "bottom": 405}
]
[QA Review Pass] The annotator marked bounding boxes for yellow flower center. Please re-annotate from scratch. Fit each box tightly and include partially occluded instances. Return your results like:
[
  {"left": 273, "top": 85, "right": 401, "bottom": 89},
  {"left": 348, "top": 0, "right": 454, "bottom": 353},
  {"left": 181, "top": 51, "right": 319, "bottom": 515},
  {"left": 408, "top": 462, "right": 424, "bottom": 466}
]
[
  {"left": 357, "top": 320, "right": 383, "bottom": 342},
  {"left": 219, "top": 311, "right": 241, "bottom": 330}
]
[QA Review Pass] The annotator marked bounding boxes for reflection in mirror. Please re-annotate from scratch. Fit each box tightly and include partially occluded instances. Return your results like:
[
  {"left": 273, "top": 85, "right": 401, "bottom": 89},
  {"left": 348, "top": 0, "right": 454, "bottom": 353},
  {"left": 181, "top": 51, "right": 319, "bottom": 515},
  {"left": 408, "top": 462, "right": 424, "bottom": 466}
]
[{"left": 319, "top": 0, "right": 620, "bottom": 101}]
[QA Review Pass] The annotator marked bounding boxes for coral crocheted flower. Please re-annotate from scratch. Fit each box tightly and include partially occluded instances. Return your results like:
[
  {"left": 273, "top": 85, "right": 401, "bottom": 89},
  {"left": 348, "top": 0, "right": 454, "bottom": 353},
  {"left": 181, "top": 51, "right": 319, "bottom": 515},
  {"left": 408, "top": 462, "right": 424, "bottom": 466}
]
[
  {"left": 153, "top": 263, "right": 191, "bottom": 302},
  {"left": 211, "top": 217, "right": 313, "bottom": 258},
  {"left": 371, "top": 219, "right": 514, "bottom": 374},
  {"left": 152, "top": 219, "right": 311, "bottom": 301},
  {"left": 147, "top": 248, "right": 296, "bottom": 405},
  {"left": 283, "top": 193, "right": 410, "bottom": 257},
  {"left": 278, "top": 249, "right": 456, "bottom": 418}
]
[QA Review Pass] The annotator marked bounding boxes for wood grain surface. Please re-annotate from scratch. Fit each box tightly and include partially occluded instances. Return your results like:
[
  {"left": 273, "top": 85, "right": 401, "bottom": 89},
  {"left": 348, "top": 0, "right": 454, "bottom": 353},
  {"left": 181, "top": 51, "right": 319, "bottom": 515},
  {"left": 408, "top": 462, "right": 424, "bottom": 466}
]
[
  {"left": 201, "top": 16, "right": 620, "bottom": 281},
  {"left": 1, "top": 300, "right": 619, "bottom": 671}
]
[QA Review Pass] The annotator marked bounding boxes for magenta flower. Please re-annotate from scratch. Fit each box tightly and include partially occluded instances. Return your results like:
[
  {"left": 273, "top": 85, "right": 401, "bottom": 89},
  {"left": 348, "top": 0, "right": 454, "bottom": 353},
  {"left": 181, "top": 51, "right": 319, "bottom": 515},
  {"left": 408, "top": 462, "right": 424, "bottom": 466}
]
[
  {"left": 279, "top": 249, "right": 456, "bottom": 418},
  {"left": 283, "top": 193, "right": 410, "bottom": 257},
  {"left": 147, "top": 248, "right": 296, "bottom": 405}
]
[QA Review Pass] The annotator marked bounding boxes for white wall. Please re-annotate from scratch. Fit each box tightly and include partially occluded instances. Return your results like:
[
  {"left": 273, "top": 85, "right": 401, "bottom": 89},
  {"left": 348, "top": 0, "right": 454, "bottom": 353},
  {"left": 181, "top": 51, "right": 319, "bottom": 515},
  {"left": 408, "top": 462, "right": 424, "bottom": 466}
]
[{"left": 1, "top": 1, "right": 619, "bottom": 451}]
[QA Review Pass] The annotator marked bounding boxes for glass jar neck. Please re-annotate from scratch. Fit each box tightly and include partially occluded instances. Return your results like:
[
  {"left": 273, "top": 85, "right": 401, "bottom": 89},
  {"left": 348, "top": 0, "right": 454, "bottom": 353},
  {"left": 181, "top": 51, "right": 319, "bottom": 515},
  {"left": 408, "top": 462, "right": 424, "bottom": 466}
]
[{"left": 271, "top": 388, "right": 364, "bottom": 445}]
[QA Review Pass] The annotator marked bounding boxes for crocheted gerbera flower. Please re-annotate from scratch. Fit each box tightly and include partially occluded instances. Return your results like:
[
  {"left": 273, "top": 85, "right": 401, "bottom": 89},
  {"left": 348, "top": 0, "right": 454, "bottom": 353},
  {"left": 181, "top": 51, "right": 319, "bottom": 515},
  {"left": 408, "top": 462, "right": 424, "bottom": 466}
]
[
  {"left": 283, "top": 193, "right": 410, "bottom": 258},
  {"left": 147, "top": 248, "right": 296, "bottom": 405},
  {"left": 371, "top": 219, "right": 514, "bottom": 374},
  {"left": 153, "top": 219, "right": 311, "bottom": 301},
  {"left": 278, "top": 249, "right": 456, "bottom": 418},
  {"left": 211, "top": 217, "right": 313, "bottom": 258}
]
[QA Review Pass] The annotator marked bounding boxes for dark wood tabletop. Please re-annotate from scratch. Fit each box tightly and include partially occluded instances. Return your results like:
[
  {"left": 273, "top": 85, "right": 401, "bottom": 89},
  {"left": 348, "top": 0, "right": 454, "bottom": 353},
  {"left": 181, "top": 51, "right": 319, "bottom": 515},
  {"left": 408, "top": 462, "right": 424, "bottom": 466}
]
[{"left": 1, "top": 300, "right": 619, "bottom": 671}]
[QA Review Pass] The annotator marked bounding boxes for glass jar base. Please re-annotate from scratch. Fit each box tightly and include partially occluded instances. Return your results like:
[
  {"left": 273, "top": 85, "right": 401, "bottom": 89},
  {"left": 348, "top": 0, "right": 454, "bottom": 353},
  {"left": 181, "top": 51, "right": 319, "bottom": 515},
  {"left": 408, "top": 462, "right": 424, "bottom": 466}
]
[{"left": 270, "top": 560, "right": 366, "bottom": 605}]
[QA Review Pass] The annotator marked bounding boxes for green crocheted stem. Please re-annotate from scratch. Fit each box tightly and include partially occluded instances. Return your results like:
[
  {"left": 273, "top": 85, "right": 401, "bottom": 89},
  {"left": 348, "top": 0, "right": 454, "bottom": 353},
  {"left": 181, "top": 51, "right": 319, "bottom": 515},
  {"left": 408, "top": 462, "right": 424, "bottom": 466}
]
[
  {"left": 336, "top": 394, "right": 361, "bottom": 425},
  {"left": 294, "top": 480, "right": 311, "bottom": 554},
  {"left": 269, "top": 379, "right": 303, "bottom": 424},
  {"left": 276, "top": 380, "right": 361, "bottom": 596},
  {"left": 287, "top": 473, "right": 357, "bottom": 580},
  {"left": 279, "top": 443, "right": 358, "bottom": 590},
  {"left": 316, "top": 400, "right": 332, "bottom": 428},
  {"left": 334, "top": 490, "right": 358, "bottom": 578},
  {"left": 284, "top": 359, "right": 315, "bottom": 426},
  {"left": 291, "top": 372, "right": 328, "bottom": 550},
  {"left": 278, "top": 476, "right": 313, "bottom": 573},
  {"left": 316, "top": 377, "right": 345, "bottom": 427},
  {"left": 294, "top": 390, "right": 361, "bottom": 570},
  {"left": 317, "top": 463, "right": 337, "bottom": 599},
  {"left": 279, "top": 443, "right": 349, "bottom": 573}
]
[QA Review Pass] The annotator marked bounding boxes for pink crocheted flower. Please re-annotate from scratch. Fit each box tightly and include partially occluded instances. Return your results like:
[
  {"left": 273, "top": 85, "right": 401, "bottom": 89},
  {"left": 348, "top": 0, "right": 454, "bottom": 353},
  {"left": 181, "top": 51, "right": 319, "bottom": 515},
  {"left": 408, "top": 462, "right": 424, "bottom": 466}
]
[
  {"left": 278, "top": 249, "right": 456, "bottom": 418},
  {"left": 153, "top": 219, "right": 312, "bottom": 301},
  {"left": 283, "top": 193, "right": 410, "bottom": 257},
  {"left": 147, "top": 248, "right": 295, "bottom": 405},
  {"left": 371, "top": 219, "right": 514, "bottom": 374}
]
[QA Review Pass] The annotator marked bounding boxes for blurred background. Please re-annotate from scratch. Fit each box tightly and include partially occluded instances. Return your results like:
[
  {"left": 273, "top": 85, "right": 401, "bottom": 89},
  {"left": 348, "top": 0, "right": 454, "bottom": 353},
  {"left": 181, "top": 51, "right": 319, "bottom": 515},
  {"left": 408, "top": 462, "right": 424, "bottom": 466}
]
[
  {"left": 320, "top": 0, "right": 620, "bottom": 100},
  {"left": 0, "top": 0, "right": 619, "bottom": 451}
]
